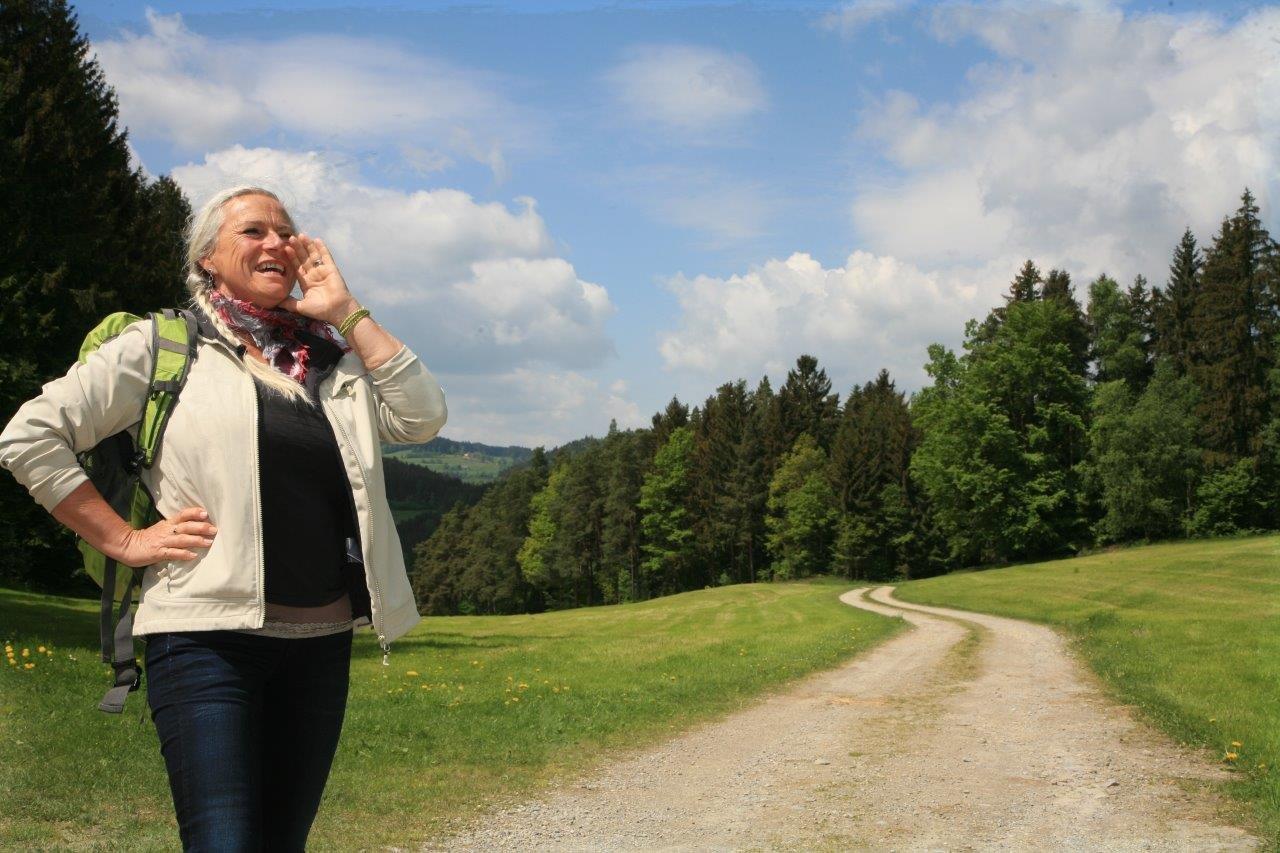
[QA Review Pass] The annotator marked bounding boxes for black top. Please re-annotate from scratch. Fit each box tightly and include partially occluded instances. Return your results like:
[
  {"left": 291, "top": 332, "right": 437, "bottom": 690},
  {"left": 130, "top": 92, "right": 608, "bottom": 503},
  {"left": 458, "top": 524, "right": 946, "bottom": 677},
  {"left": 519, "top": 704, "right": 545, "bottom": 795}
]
[{"left": 254, "top": 329, "right": 355, "bottom": 607}]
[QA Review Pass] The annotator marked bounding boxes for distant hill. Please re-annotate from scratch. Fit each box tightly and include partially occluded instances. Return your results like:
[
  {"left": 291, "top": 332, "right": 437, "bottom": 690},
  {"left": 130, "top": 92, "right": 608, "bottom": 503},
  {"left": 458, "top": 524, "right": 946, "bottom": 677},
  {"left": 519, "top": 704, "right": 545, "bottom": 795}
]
[
  {"left": 384, "top": 437, "right": 534, "bottom": 484},
  {"left": 383, "top": 457, "right": 487, "bottom": 565}
]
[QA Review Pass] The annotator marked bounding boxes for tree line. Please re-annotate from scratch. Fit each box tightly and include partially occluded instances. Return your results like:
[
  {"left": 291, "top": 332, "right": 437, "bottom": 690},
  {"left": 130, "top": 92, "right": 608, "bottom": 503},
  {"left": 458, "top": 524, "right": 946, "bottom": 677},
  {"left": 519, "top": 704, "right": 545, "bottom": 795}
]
[{"left": 411, "top": 190, "right": 1280, "bottom": 615}]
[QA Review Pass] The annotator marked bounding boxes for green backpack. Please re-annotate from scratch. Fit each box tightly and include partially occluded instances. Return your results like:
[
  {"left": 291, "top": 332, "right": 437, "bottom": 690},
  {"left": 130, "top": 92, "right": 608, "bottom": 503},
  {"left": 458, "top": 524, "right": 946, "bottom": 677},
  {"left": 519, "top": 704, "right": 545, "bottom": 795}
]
[{"left": 77, "top": 308, "right": 197, "bottom": 713}]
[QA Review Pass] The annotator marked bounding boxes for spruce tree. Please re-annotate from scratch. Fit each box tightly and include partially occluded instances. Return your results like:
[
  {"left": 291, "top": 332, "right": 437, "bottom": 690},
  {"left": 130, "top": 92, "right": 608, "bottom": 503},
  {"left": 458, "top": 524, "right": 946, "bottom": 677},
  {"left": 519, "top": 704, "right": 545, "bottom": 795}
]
[
  {"left": 777, "top": 354, "right": 839, "bottom": 451},
  {"left": 1189, "top": 189, "right": 1278, "bottom": 463},
  {"left": 1155, "top": 228, "right": 1203, "bottom": 375}
]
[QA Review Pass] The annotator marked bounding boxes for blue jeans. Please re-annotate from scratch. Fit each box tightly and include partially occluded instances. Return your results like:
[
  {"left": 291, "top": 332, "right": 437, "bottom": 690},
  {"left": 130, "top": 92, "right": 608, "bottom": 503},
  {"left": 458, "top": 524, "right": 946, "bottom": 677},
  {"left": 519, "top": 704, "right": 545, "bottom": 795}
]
[{"left": 143, "top": 628, "right": 353, "bottom": 852}]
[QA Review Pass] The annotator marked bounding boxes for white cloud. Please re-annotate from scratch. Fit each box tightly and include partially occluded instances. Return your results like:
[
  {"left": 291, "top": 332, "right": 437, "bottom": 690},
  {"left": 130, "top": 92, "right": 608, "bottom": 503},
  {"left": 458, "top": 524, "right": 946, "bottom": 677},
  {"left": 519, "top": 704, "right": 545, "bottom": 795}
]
[
  {"left": 172, "top": 146, "right": 615, "bottom": 377},
  {"left": 658, "top": 250, "right": 999, "bottom": 391},
  {"left": 603, "top": 44, "right": 767, "bottom": 136},
  {"left": 91, "top": 10, "right": 534, "bottom": 178},
  {"left": 658, "top": 2, "right": 1280, "bottom": 398},
  {"left": 820, "top": 0, "right": 915, "bottom": 37},
  {"left": 605, "top": 164, "right": 772, "bottom": 246},
  {"left": 435, "top": 368, "right": 644, "bottom": 448},
  {"left": 853, "top": 2, "right": 1280, "bottom": 278}
]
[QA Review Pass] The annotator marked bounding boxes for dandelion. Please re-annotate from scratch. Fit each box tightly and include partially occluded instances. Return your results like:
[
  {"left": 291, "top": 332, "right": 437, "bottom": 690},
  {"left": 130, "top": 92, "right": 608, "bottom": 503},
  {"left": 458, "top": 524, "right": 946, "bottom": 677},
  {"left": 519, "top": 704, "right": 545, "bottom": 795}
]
[
  {"left": 7, "top": 658, "right": 15, "bottom": 666},
  {"left": 405, "top": 671, "right": 419, "bottom": 677},
  {"left": 21, "top": 648, "right": 29, "bottom": 658},
  {"left": 517, "top": 682, "right": 528, "bottom": 690},
  {"left": 37, "top": 646, "right": 46, "bottom": 653},
  {"left": 23, "top": 662, "right": 34, "bottom": 670},
  {"left": 1231, "top": 741, "right": 1242, "bottom": 748},
  {"left": 1225, "top": 752, "right": 1238, "bottom": 762}
]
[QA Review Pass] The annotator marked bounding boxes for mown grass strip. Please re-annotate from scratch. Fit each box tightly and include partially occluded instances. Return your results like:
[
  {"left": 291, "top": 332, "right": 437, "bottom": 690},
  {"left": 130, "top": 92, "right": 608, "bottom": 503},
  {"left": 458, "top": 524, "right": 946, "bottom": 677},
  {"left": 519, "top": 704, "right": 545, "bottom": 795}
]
[
  {"left": 894, "top": 534, "right": 1280, "bottom": 846},
  {"left": 0, "top": 576, "right": 900, "bottom": 850}
]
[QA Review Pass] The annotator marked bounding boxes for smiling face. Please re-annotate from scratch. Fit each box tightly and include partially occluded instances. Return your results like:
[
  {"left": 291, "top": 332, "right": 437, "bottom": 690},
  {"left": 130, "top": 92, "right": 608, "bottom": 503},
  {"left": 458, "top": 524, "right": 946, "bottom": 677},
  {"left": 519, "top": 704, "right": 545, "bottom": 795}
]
[{"left": 202, "top": 194, "right": 297, "bottom": 308}]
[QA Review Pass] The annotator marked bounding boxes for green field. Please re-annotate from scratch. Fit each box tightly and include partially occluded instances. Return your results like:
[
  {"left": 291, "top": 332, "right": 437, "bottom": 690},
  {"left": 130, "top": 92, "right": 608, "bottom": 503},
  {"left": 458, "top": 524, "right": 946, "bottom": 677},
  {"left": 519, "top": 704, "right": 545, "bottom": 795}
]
[
  {"left": 895, "top": 534, "right": 1280, "bottom": 845},
  {"left": 384, "top": 448, "right": 517, "bottom": 484},
  {"left": 0, "top": 577, "right": 900, "bottom": 850}
]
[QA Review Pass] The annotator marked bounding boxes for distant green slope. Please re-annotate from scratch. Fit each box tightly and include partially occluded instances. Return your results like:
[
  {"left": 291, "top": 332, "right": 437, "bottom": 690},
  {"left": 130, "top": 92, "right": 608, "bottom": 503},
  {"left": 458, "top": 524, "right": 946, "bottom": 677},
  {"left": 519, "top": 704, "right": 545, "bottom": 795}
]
[
  {"left": 895, "top": 535, "right": 1280, "bottom": 846},
  {"left": 385, "top": 437, "right": 532, "bottom": 484},
  {"left": 0, "top": 577, "right": 899, "bottom": 851}
]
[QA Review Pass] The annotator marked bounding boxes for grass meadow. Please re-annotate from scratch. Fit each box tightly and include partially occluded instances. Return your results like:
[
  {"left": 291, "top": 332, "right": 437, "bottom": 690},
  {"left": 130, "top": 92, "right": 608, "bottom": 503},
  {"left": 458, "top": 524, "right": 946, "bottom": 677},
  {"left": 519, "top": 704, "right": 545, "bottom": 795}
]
[
  {"left": 0, "top": 576, "right": 901, "bottom": 851},
  {"left": 895, "top": 534, "right": 1280, "bottom": 845}
]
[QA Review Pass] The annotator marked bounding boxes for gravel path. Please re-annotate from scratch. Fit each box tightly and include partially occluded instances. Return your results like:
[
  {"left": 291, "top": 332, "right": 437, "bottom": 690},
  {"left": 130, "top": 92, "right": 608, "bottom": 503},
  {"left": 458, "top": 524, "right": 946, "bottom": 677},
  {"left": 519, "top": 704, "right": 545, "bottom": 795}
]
[{"left": 421, "top": 586, "right": 1258, "bottom": 851}]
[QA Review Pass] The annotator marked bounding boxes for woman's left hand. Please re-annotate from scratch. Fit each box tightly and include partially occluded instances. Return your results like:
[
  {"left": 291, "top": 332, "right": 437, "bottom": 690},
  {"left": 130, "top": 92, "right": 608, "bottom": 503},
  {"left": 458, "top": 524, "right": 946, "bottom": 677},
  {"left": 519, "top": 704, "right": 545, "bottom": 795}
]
[{"left": 280, "top": 235, "right": 360, "bottom": 326}]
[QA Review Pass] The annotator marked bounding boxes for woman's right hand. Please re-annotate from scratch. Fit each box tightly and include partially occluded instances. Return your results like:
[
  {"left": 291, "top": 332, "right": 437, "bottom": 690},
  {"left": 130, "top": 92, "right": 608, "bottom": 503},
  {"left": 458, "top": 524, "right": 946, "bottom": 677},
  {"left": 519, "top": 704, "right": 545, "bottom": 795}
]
[{"left": 117, "top": 506, "right": 218, "bottom": 568}]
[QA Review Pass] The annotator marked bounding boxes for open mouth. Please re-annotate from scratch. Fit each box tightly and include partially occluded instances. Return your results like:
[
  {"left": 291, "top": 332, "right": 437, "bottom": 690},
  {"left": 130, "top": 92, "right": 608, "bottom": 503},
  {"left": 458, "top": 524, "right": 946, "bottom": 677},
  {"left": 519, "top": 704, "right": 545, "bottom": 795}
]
[{"left": 255, "top": 261, "right": 286, "bottom": 276}]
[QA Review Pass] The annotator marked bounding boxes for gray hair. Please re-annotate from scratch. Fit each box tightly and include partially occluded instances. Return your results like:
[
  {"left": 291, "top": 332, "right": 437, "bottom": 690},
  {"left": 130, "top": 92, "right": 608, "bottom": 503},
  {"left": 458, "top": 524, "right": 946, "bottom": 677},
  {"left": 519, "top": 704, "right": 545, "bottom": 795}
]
[{"left": 183, "top": 185, "right": 309, "bottom": 402}]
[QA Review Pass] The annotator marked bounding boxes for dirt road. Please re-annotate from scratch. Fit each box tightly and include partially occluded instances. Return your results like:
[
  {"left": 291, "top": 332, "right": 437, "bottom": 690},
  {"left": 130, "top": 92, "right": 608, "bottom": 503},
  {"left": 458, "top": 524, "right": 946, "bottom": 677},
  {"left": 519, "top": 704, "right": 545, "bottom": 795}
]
[{"left": 422, "top": 587, "right": 1258, "bottom": 851}]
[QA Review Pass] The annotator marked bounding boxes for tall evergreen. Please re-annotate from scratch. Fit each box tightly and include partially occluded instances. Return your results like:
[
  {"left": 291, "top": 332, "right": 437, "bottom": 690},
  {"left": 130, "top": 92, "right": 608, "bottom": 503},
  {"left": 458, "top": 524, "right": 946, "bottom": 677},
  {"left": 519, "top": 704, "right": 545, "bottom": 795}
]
[
  {"left": 1155, "top": 228, "right": 1203, "bottom": 374},
  {"left": 1189, "top": 189, "right": 1278, "bottom": 463},
  {"left": 828, "top": 370, "right": 916, "bottom": 579},
  {"left": 0, "top": 0, "right": 191, "bottom": 588},
  {"left": 776, "top": 354, "right": 839, "bottom": 451}
]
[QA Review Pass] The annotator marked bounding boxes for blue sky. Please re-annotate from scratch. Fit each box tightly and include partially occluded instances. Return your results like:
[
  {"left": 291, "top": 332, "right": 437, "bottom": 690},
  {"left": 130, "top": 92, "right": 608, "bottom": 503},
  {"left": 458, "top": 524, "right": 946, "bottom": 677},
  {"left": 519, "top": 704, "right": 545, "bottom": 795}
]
[{"left": 74, "top": 0, "right": 1279, "bottom": 446}]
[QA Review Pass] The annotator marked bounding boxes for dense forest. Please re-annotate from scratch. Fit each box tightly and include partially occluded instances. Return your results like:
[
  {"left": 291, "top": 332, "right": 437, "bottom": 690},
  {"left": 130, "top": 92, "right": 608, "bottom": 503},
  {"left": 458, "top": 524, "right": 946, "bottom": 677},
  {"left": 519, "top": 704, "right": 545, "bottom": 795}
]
[{"left": 412, "top": 191, "right": 1280, "bottom": 615}]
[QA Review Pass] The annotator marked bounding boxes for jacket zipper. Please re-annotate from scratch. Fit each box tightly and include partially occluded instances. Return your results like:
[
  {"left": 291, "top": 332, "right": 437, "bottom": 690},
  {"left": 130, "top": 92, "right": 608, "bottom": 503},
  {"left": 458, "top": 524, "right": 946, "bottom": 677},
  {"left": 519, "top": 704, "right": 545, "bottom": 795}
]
[
  {"left": 251, "top": 380, "right": 266, "bottom": 628},
  {"left": 323, "top": 393, "right": 391, "bottom": 665}
]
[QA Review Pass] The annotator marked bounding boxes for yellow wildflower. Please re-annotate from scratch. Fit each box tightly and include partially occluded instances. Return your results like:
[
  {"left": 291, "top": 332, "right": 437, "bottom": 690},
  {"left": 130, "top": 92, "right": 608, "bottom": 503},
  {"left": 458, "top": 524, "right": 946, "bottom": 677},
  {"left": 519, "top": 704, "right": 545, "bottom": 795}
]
[
  {"left": 21, "top": 648, "right": 29, "bottom": 658},
  {"left": 37, "top": 646, "right": 46, "bottom": 653},
  {"left": 7, "top": 658, "right": 15, "bottom": 666},
  {"left": 1231, "top": 741, "right": 1242, "bottom": 748},
  {"left": 405, "top": 670, "right": 419, "bottom": 677},
  {"left": 1225, "top": 752, "right": 1239, "bottom": 762},
  {"left": 23, "top": 662, "right": 34, "bottom": 670}
]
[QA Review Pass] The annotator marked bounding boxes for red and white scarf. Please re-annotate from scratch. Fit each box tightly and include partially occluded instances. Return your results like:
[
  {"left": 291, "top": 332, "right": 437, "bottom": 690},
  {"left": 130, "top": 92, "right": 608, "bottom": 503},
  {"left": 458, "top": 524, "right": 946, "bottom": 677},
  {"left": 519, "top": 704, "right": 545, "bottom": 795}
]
[{"left": 208, "top": 290, "right": 349, "bottom": 383}]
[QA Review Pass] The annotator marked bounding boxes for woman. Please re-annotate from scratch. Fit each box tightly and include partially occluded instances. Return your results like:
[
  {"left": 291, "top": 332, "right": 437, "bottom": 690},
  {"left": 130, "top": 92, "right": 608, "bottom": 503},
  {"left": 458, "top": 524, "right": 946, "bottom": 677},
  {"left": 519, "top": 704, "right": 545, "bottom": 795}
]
[{"left": 0, "top": 186, "right": 446, "bottom": 850}]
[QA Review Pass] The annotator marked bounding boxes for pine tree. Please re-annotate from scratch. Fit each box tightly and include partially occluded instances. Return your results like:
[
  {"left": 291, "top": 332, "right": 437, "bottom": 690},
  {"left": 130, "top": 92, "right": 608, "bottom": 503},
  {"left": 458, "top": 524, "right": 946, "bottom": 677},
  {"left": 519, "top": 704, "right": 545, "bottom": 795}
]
[
  {"left": 828, "top": 370, "right": 916, "bottom": 579},
  {"left": 1155, "top": 228, "right": 1203, "bottom": 375},
  {"left": 1189, "top": 189, "right": 1278, "bottom": 463},
  {"left": 777, "top": 355, "right": 839, "bottom": 451},
  {"left": 0, "top": 0, "right": 191, "bottom": 588}
]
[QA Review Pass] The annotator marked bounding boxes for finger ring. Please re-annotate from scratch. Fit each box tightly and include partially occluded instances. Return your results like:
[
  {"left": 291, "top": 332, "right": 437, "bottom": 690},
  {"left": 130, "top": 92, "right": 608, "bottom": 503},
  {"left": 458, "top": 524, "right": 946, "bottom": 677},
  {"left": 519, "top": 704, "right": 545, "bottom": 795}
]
[{"left": 312, "top": 258, "right": 324, "bottom": 267}]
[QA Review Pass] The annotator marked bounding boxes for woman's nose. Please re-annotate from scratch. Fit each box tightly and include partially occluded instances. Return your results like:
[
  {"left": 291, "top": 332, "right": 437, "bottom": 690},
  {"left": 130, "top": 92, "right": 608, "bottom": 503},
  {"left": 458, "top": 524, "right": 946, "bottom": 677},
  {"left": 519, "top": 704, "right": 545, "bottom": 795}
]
[{"left": 263, "top": 229, "right": 284, "bottom": 248}]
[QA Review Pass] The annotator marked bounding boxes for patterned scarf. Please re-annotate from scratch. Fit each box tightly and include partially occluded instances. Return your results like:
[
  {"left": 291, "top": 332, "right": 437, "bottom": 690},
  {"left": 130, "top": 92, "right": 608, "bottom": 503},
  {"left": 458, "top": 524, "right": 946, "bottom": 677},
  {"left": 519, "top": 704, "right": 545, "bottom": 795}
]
[{"left": 207, "top": 290, "right": 349, "bottom": 383}]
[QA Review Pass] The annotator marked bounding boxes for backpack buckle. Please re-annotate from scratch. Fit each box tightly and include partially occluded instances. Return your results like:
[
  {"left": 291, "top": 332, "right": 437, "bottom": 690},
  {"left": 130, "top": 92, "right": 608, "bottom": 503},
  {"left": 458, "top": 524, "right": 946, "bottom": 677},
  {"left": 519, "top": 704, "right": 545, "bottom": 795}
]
[{"left": 127, "top": 449, "right": 145, "bottom": 474}]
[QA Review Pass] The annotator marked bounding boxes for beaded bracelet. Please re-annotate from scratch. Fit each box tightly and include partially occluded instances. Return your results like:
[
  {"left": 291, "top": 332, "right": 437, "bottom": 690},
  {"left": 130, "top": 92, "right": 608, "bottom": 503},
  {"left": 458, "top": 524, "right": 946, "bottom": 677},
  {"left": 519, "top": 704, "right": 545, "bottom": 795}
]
[{"left": 338, "top": 307, "right": 371, "bottom": 337}]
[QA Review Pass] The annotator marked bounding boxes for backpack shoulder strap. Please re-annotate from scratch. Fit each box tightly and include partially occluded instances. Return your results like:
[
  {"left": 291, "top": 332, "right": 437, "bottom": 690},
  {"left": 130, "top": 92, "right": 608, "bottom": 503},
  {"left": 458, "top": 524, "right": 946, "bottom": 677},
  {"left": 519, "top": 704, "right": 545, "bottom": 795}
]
[
  {"left": 135, "top": 309, "right": 197, "bottom": 470},
  {"left": 97, "top": 308, "right": 197, "bottom": 714}
]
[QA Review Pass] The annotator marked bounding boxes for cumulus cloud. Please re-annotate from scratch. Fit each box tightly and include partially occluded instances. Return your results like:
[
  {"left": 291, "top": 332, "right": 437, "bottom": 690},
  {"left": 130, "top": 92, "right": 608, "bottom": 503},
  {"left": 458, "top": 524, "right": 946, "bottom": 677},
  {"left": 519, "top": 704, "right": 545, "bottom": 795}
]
[
  {"left": 854, "top": 2, "right": 1280, "bottom": 278},
  {"left": 659, "top": 2, "right": 1279, "bottom": 396},
  {"left": 658, "top": 250, "right": 1000, "bottom": 392},
  {"left": 91, "top": 10, "right": 534, "bottom": 178},
  {"left": 173, "top": 146, "right": 615, "bottom": 378},
  {"left": 603, "top": 44, "right": 767, "bottom": 136},
  {"left": 820, "top": 0, "right": 915, "bottom": 37},
  {"left": 436, "top": 368, "right": 645, "bottom": 447}
]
